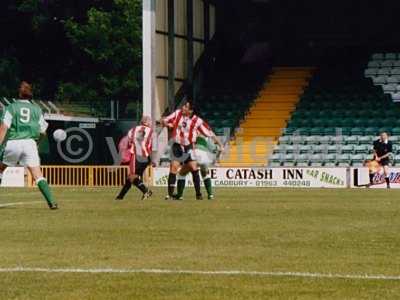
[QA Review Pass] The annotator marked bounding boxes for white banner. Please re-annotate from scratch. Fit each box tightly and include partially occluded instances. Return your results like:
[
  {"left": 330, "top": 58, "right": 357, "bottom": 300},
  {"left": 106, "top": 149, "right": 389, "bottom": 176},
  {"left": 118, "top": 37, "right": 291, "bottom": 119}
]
[
  {"left": 154, "top": 167, "right": 347, "bottom": 188},
  {"left": 0, "top": 167, "right": 25, "bottom": 187},
  {"left": 351, "top": 167, "right": 400, "bottom": 188}
]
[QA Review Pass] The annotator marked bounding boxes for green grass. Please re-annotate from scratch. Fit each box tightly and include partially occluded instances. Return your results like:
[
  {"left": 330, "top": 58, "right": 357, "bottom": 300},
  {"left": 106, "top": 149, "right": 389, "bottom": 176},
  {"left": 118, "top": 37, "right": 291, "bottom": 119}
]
[{"left": 1, "top": 187, "right": 400, "bottom": 299}]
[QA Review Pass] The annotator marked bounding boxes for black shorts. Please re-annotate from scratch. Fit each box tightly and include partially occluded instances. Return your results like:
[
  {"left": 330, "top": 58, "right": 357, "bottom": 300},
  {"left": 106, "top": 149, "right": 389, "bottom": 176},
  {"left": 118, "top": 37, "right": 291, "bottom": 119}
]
[
  {"left": 123, "top": 156, "right": 150, "bottom": 177},
  {"left": 171, "top": 143, "right": 195, "bottom": 164},
  {"left": 380, "top": 159, "right": 390, "bottom": 166}
]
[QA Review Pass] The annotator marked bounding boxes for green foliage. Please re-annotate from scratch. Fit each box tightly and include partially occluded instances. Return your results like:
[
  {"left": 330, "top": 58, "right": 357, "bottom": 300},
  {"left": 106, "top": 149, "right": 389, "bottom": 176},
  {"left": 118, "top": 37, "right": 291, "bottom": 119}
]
[
  {"left": 58, "top": 0, "right": 142, "bottom": 103},
  {"left": 0, "top": 0, "right": 142, "bottom": 106}
]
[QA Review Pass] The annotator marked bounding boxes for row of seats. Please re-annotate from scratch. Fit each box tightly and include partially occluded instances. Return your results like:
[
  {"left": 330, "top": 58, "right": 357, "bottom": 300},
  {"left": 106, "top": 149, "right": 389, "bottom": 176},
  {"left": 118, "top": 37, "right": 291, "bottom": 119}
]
[
  {"left": 366, "top": 53, "right": 400, "bottom": 102},
  {"left": 365, "top": 68, "right": 400, "bottom": 76},
  {"left": 292, "top": 110, "right": 399, "bottom": 118},
  {"left": 368, "top": 60, "right": 400, "bottom": 68},
  {"left": 371, "top": 53, "right": 400, "bottom": 60},
  {"left": 273, "top": 144, "right": 400, "bottom": 154},
  {"left": 288, "top": 119, "right": 400, "bottom": 128},
  {"left": 382, "top": 84, "right": 400, "bottom": 93},
  {"left": 271, "top": 54, "right": 399, "bottom": 167},
  {"left": 371, "top": 75, "right": 400, "bottom": 85},
  {"left": 284, "top": 126, "right": 400, "bottom": 135},
  {"left": 278, "top": 135, "right": 388, "bottom": 145}
]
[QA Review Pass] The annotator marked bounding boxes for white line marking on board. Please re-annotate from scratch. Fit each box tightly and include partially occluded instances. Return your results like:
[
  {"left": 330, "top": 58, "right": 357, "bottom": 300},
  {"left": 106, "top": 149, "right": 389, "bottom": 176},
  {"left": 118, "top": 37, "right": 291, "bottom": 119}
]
[
  {"left": 0, "top": 201, "right": 42, "bottom": 208},
  {"left": 0, "top": 267, "right": 399, "bottom": 280}
]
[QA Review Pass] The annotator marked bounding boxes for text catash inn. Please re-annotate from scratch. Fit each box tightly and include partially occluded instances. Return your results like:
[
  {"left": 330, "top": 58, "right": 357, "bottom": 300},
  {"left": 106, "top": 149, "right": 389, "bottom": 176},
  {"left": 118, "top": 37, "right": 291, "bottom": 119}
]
[
  {"left": 213, "top": 169, "right": 273, "bottom": 180},
  {"left": 217, "top": 168, "right": 304, "bottom": 180}
]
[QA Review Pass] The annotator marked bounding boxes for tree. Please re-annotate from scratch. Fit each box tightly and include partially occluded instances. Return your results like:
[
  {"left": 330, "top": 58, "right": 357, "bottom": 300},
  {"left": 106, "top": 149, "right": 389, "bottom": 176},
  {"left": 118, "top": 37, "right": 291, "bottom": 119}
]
[{"left": 57, "top": 0, "right": 142, "bottom": 115}]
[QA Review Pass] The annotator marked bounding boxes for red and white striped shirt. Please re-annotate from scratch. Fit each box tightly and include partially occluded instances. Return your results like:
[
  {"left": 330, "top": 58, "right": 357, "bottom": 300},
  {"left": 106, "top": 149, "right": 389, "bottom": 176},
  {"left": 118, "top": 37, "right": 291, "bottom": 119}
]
[
  {"left": 164, "top": 109, "right": 213, "bottom": 146},
  {"left": 127, "top": 125, "right": 153, "bottom": 157}
]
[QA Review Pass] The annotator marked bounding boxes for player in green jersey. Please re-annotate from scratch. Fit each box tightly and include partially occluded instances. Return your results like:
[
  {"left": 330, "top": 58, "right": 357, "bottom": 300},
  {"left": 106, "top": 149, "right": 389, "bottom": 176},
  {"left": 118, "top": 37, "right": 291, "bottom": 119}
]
[
  {"left": 175, "top": 130, "right": 223, "bottom": 200},
  {"left": 194, "top": 136, "right": 219, "bottom": 199},
  {"left": 0, "top": 82, "right": 58, "bottom": 209}
]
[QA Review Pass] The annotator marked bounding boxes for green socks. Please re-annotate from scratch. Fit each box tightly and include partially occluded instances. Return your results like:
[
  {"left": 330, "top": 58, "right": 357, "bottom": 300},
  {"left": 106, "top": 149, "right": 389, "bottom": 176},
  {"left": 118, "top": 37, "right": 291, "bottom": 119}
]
[
  {"left": 37, "top": 178, "right": 57, "bottom": 207},
  {"left": 203, "top": 177, "right": 213, "bottom": 196},
  {"left": 200, "top": 167, "right": 213, "bottom": 197}
]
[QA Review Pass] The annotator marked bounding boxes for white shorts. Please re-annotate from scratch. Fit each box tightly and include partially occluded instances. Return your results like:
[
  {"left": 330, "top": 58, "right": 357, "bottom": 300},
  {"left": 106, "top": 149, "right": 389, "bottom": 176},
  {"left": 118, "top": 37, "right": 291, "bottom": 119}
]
[
  {"left": 194, "top": 149, "right": 214, "bottom": 166},
  {"left": 2, "top": 139, "right": 41, "bottom": 167}
]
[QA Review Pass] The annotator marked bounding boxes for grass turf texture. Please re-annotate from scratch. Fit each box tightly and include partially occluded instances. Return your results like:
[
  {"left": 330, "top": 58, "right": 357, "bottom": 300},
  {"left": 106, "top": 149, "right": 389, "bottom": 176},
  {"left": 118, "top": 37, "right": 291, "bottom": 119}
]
[{"left": 1, "top": 187, "right": 400, "bottom": 299}]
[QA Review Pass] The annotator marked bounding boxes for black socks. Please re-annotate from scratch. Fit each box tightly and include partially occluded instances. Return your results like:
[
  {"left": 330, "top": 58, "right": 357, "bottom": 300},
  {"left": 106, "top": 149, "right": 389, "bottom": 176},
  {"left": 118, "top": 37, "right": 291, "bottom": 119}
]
[
  {"left": 191, "top": 170, "right": 202, "bottom": 197},
  {"left": 168, "top": 173, "right": 177, "bottom": 196},
  {"left": 133, "top": 178, "right": 149, "bottom": 194},
  {"left": 117, "top": 179, "right": 132, "bottom": 199}
]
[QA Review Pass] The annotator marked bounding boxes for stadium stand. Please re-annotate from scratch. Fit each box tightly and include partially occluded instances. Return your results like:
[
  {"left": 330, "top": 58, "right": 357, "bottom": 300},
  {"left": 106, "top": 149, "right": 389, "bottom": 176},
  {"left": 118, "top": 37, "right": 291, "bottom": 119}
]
[
  {"left": 220, "top": 67, "right": 313, "bottom": 167},
  {"left": 270, "top": 54, "right": 400, "bottom": 167},
  {"left": 365, "top": 53, "right": 400, "bottom": 102}
]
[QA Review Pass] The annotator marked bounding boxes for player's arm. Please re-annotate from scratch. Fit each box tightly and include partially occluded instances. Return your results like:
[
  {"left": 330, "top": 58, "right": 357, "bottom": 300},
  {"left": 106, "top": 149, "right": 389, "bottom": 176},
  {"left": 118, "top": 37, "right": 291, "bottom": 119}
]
[
  {"left": 0, "top": 108, "right": 12, "bottom": 146},
  {"left": 142, "top": 127, "right": 153, "bottom": 158},
  {"left": 161, "top": 110, "right": 178, "bottom": 128},
  {"left": 372, "top": 141, "right": 379, "bottom": 160},
  {"left": 36, "top": 114, "right": 49, "bottom": 146},
  {"left": 198, "top": 121, "right": 224, "bottom": 151},
  {"left": 379, "top": 142, "right": 393, "bottom": 160},
  {"left": 0, "top": 123, "right": 8, "bottom": 147}
]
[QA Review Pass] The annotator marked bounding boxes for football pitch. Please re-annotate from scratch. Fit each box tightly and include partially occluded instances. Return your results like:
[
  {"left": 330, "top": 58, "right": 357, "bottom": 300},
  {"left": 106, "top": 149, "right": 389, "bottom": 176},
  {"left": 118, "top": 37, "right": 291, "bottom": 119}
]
[{"left": 1, "top": 187, "right": 400, "bottom": 299}]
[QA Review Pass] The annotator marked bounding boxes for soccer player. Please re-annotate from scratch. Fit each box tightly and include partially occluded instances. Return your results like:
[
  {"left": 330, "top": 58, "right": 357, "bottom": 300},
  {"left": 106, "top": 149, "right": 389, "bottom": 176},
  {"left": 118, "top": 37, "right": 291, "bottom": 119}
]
[
  {"left": 0, "top": 81, "right": 58, "bottom": 209},
  {"left": 370, "top": 132, "right": 393, "bottom": 188},
  {"left": 162, "top": 100, "right": 220, "bottom": 200},
  {"left": 116, "top": 115, "right": 153, "bottom": 200},
  {"left": 176, "top": 129, "right": 222, "bottom": 200}
]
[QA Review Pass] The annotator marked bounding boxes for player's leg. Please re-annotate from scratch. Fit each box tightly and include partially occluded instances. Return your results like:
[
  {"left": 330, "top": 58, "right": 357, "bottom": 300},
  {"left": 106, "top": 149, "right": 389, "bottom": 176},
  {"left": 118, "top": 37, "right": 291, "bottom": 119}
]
[
  {"left": 175, "top": 164, "right": 191, "bottom": 200},
  {"left": 188, "top": 161, "right": 202, "bottom": 200},
  {"left": 23, "top": 140, "right": 57, "bottom": 209},
  {"left": 0, "top": 163, "right": 7, "bottom": 185},
  {"left": 200, "top": 164, "right": 214, "bottom": 199},
  {"left": 133, "top": 157, "right": 152, "bottom": 200},
  {"left": 383, "top": 164, "right": 390, "bottom": 188},
  {"left": 28, "top": 166, "right": 58, "bottom": 209},
  {"left": 166, "top": 160, "right": 181, "bottom": 199},
  {"left": 0, "top": 140, "right": 18, "bottom": 185},
  {"left": 116, "top": 162, "right": 133, "bottom": 200},
  {"left": 166, "top": 143, "right": 184, "bottom": 199}
]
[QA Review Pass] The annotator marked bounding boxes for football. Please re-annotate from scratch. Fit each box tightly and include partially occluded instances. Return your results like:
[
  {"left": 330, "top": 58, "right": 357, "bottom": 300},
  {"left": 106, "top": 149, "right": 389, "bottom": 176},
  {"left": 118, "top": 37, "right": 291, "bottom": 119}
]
[{"left": 53, "top": 129, "right": 67, "bottom": 142}]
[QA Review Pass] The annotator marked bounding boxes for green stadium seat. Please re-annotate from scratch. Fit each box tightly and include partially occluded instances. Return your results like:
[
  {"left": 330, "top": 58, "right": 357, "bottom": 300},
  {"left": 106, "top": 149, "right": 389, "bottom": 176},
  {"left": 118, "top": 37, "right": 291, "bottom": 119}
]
[
  {"left": 295, "top": 154, "right": 309, "bottom": 163},
  {"left": 351, "top": 154, "right": 364, "bottom": 165},
  {"left": 299, "top": 145, "right": 312, "bottom": 154},
  {"left": 270, "top": 154, "right": 283, "bottom": 162},
  {"left": 319, "top": 136, "right": 332, "bottom": 144},
  {"left": 314, "top": 145, "right": 327, "bottom": 153},
  {"left": 337, "top": 154, "right": 351, "bottom": 163},
  {"left": 365, "top": 127, "right": 379, "bottom": 135},
  {"left": 359, "top": 136, "right": 374, "bottom": 144},
  {"left": 354, "top": 145, "right": 368, "bottom": 153},
  {"left": 279, "top": 136, "right": 291, "bottom": 145},
  {"left": 392, "top": 128, "right": 400, "bottom": 135},
  {"left": 350, "top": 127, "right": 364, "bottom": 135},
  {"left": 269, "top": 162, "right": 282, "bottom": 167},
  {"left": 303, "top": 136, "right": 317, "bottom": 145},
  {"left": 310, "top": 127, "right": 325, "bottom": 135},
  {"left": 324, "top": 162, "right": 337, "bottom": 167},
  {"left": 344, "top": 135, "right": 358, "bottom": 145},
  {"left": 327, "top": 145, "right": 339, "bottom": 154},
  {"left": 341, "top": 145, "right": 354, "bottom": 154}
]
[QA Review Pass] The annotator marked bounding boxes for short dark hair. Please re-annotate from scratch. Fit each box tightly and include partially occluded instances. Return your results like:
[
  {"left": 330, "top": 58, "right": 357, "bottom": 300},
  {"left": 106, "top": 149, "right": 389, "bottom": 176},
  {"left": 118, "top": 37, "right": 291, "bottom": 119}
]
[{"left": 19, "top": 81, "right": 33, "bottom": 99}]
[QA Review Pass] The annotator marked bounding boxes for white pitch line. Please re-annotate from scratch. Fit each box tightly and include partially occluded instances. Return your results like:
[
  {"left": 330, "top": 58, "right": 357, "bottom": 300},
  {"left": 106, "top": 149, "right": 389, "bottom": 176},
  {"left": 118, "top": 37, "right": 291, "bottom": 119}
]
[
  {"left": 0, "top": 201, "right": 43, "bottom": 208},
  {"left": 0, "top": 267, "right": 399, "bottom": 281}
]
